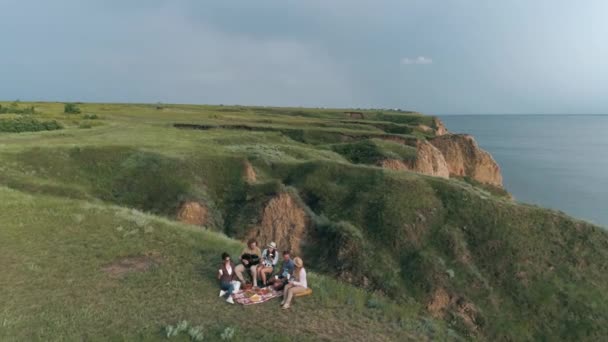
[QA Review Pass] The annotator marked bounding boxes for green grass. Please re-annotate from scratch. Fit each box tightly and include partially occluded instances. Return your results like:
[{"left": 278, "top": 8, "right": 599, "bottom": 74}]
[
  {"left": 0, "top": 187, "right": 450, "bottom": 341},
  {"left": 1, "top": 101, "right": 607, "bottom": 341}
]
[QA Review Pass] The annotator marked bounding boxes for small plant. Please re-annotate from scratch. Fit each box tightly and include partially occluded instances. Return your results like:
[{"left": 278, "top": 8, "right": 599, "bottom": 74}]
[
  {"left": 164, "top": 320, "right": 204, "bottom": 341},
  {"left": 64, "top": 103, "right": 81, "bottom": 114},
  {"left": 83, "top": 114, "right": 99, "bottom": 120},
  {"left": 188, "top": 326, "right": 204, "bottom": 341},
  {"left": 220, "top": 326, "right": 236, "bottom": 340}
]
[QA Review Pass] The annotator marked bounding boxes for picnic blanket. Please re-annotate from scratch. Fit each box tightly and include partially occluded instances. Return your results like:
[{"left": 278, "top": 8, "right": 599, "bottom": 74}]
[{"left": 232, "top": 287, "right": 281, "bottom": 306}]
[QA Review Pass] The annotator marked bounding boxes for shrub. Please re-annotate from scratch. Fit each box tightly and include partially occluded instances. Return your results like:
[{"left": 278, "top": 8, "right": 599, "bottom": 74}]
[
  {"left": 331, "top": 140, "right": 384, "bottom": 164},
  {"left": 64, "top": 103, "right": 81, "bottom": 114},
  {"left": 83, "top": 114, "right": 99, "bottom": 120},
  {"left": 0, "top": 118, "right": 63, "bottom": 133},
  {"left": 0, "top": 104, "right": 36, "bottom": 114}
]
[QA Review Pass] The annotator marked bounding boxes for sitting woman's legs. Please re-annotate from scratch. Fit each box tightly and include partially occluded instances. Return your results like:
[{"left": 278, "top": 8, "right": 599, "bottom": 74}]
[
  {"left": 220, "top": 281, "right": 235, "bottom": 299},
  {"left": 283, "top": 286, "right": 307, "bottom": 306},
  {"left": 260, "top": 266, "right": 273, "bottom": 284}
]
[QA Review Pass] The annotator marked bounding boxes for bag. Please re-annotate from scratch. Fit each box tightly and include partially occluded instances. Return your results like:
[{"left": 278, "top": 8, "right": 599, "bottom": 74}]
[{"left": 231, "top": 280, "right": 241, "bottom": 292}]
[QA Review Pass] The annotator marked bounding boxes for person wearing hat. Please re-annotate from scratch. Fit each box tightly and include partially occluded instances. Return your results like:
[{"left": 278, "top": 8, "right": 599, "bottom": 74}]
[
  {"left": 280, "top": 257, "right": 307, "bottom": 309},
  {"left": 257, "top": 241, "right": 279, "bottom": 286}
]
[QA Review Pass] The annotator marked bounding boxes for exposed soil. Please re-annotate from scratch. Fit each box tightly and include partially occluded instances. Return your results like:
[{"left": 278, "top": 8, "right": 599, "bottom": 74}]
[
  {"left": 430, "top": 134, "right": 503, "bottom": 186},
  {"left": 102, "top": 253, "right": 161, "bottom": 279},
  {"left": 378, "top": 141, "right": 449, "bottom": 179},
  {"left": 176, "top": 201, "right": 208, "bottom": 226},
  {"left": 247, "top": 193, "right": 309, "bottom": 255},
  {"left": 427, "top": 288, "right": 481, "bottom": 333},
  {"left": 243, "top": 160, "right": 257, "bottom": 182}
]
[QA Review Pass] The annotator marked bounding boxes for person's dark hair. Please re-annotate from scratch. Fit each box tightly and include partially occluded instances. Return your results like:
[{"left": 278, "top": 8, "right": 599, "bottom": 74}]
[
  {"left": 282, "top": 250, "right": 290, "bottom": 256},
  {"left": 221, "top": 252, "right": 230, "bottom": 260},
  {"left": 247, "top": 238, "right": 257, "bottom": 247}
]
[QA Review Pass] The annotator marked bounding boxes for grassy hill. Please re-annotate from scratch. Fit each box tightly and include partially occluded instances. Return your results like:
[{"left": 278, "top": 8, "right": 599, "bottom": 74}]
[{"left": 1, "top": 101, "right": 607, "bottom": 341}]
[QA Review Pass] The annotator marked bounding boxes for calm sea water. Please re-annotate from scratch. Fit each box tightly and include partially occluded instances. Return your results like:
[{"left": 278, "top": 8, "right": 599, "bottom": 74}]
[{"left": 440, "top": 115, "right": 608, "bottom": 228}]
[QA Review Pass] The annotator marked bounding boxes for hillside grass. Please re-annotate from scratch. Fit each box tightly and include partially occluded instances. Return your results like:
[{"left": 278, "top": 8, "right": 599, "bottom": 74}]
[
  {"left": 1, "top": 101, "right": 608, "bottom": 341},
  {"left": 0, "top": 187, "right": 453, "bottom": 342}
]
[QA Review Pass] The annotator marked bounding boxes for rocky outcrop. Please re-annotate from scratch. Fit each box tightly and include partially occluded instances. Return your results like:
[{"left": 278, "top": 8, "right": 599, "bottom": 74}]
[
  {"left": 247, "top": 193, "right": 309, "bottom": 255},
  {"left": 430, "top": 134, "right": 503, "bottom": 187},
  {"left": 433, "top": 118, "right": 448, "bottom": 136},
  {"left": 379, "top": 140, "right": 449, "bottom": 179},
  {"left": 419, "top": 118, "right": 448, "bottom": 136},
  {"left": 409, "top": 140, "right": 450, "bottom": 178},
  {"left": 177, "top": 201, "right": 208, "bottom": 226}
]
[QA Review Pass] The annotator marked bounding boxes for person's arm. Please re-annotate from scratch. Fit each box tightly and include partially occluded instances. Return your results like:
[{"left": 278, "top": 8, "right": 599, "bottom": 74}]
[
  {"left": 292, "top": 269, "right": 307, "bottom": 287},
  {"left": 218, "top": 268, "right": 223, "bottom": 280},
  {"left": 272, "top": 252, "right": 279, "bottom": 266}
]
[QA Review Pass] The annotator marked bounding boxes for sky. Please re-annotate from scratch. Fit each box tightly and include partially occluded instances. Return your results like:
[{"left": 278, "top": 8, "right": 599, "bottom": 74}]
[{"left": 1, "top": 0, "right": 607, "bottom": 114}]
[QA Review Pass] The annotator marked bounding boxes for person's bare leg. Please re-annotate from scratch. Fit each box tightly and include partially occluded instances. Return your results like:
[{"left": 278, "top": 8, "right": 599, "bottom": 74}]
[
  {"left": 283, "top": 286, "right": 307, "bottom": 308},
  {"left": 261, "top": 267, "right": 269, "bottom": 285},
  {"left": 250, "top": 265, "right": 258, "bottom": 287},
  {"left": 234, "top": 264, "right": 246, "bottom": 283}
]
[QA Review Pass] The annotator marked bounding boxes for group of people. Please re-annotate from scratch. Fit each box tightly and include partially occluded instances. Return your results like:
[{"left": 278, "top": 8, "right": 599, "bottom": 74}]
[{"left": 217, "top": 238, "right": 308, "bottom": 309}]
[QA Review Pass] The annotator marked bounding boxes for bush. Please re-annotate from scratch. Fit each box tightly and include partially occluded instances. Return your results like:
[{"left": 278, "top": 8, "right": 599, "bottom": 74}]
[
  {"left": 83, "top": 114, "right": 99, "bottom": 120},
  {"left": 0, "top": 118, "right": 63, "bottom": 133},
  {"left": 64, "top": 103, "right": 81, "bottom": 114},
  {"left": 0, "top": 104, "right": 36, "bottom": 114}
]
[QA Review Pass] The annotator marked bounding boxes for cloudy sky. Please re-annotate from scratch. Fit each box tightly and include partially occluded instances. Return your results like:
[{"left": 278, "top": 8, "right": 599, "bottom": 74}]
[{"left": 1, "top": 0, "right": 607, "bottom": 114}]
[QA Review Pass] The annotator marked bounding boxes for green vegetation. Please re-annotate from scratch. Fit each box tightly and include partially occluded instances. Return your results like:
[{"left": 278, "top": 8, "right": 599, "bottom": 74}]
[
  {"left": 0, "top": 101, "right": 36, "bottom": 114},
  {"left": 0, "top": 117, "right": 62, "bottom": 133},
  {"left": 1, "top": 101, "right": 607, "bottom": 341},
  {"left": 64, "top": 102, "right": 81, "bottom": 114}
]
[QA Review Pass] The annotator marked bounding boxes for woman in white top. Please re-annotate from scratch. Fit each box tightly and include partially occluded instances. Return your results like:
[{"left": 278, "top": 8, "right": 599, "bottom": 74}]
[{"left": 281, "top": 257, "right": 307, "bottom": 309}]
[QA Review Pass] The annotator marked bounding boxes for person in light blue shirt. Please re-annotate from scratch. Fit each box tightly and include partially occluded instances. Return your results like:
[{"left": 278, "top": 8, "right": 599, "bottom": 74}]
[{"left": 280, "top": 250, "right": 295, "bottom": 279}]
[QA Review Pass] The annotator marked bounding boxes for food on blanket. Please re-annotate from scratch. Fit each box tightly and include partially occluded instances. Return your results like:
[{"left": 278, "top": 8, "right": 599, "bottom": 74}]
[
  {"left": 250, "top": 294, "right": 261, "bottom": 302},
  {"left": 257, "top": 288, "right": 270, "bottom": 295},
  {"left": 244, "top": 291, "right": 255, "bottom": 298}
]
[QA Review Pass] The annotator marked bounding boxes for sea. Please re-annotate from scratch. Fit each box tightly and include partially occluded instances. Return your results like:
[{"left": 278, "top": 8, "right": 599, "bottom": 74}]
[{"left": 440, "top": 115, "right": 608, "bottom": 228}]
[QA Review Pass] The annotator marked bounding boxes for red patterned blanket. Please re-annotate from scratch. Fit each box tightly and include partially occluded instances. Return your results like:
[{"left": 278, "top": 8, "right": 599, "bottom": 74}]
[{"left": 232, "top": 287, "right": 282, "bottom": 306}]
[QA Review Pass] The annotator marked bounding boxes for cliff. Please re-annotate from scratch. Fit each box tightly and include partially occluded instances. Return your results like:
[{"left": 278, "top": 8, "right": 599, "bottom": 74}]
[
  {"left": 375, "top": 118, "right": 503, "bottom": 187},
  {"left": 430, "top": 133, "right": 503, "bottom": 187}
]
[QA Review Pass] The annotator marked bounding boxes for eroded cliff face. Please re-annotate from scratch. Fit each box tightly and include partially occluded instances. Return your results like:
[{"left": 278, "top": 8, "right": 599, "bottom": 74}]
[
  {"left": 410, "top": 140, "right": 450, "bottom": 178},
  {"left": 381, "top": 140, "right": 450, "bottom": 179},
  {"left": 246, "top": 193, "right": 309, "bottom": 255},
  {"left": 176, "top": 201, "right": 208, "bottom": 226},
  {"left": 430, "top": 134, "right": 503, "bottom": 187},
  {"left": 433, "top": 118, "right": 448, "bottom": 136}
]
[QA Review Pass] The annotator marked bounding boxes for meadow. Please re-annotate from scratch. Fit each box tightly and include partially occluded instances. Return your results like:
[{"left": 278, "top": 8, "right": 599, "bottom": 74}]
[{"left": 1, "top": 101, "right": 607, "bottom": 341}]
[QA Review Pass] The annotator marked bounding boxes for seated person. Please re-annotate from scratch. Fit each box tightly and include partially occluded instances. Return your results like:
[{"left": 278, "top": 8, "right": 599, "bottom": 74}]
[
  {"left": 281, "top": 257, "right": 307, "bottom": 309},
  {"left": 234, "top": 238, "right": 261, "bottom": 287},
  {"left": 257, "top": 241, "right": 279, "bottom": 286},
  {"left": 217, "top": 252, "right": 239, "bottom": 304},
  {"left": 268, "top": 250, "right": 294, "bottom": 291}
]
